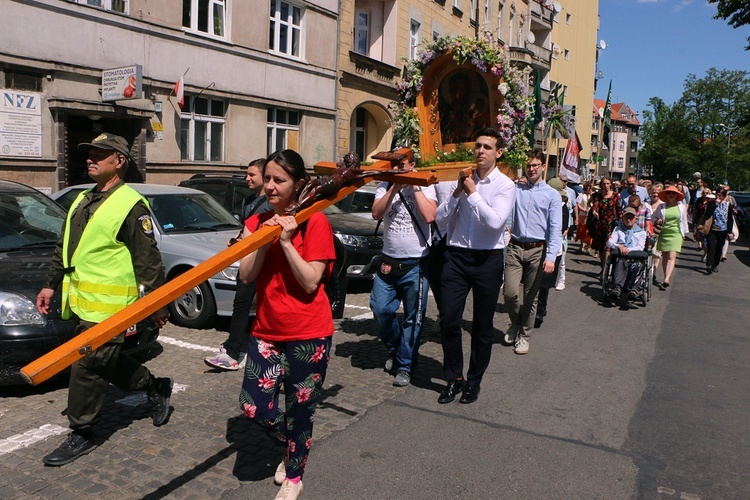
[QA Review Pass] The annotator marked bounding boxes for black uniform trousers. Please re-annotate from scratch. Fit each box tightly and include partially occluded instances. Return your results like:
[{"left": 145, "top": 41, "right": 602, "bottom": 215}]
[
  {"left": 439, "top": 246, "right": 505, "bottom": 386},
  {"left": 68, "top": 320, "right": 155, "bottom": 434}
]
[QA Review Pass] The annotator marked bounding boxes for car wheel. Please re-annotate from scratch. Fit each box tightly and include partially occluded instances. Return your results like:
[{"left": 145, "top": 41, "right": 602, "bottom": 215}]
[{"left": 168, "top": 279, "right": 217, "bottom": 329}]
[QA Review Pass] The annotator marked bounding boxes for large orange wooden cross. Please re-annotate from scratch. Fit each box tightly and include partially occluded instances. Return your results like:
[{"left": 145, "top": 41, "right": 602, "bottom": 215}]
[{"left": 20, "top": 159, "right": 439, "bottom": 385}]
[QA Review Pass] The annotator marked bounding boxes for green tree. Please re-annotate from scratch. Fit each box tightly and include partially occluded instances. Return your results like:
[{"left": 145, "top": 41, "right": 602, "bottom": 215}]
[
  {"left": 709, "top": 0, "right": 750, "bottom": 50},
  {"left": 640, "top": 69, "right": 750, "bottom": 188}
]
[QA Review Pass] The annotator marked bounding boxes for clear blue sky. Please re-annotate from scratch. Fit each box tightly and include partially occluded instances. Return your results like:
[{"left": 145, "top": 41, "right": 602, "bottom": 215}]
[{"left": 597, "top": 0, "right": 749, "bottom": 118}]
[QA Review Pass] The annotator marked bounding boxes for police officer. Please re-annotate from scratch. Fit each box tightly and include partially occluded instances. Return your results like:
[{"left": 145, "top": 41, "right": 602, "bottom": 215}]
[{"left": 36, "top": 132, "right": 171, "bottom": 467}]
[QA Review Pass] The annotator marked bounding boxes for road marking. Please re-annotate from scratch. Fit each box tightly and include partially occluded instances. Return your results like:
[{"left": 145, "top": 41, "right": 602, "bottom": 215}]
[
  {"left": 344, "top": 304, "right": 370, "bottom": 311},
  {"left": 160, "top": 336, "right": 216, "bottom": 352},
  {"left": 351, "top": 312, "right": 373, "bottom": 320},
  {"left": 0, "top": 424, "right": 68, "bottom": 456}
]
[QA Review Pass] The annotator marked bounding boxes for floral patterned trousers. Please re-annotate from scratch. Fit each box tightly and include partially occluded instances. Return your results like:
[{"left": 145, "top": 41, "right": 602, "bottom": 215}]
[{"left": 240, "top": 336, "right": 331, "bottom": 480}]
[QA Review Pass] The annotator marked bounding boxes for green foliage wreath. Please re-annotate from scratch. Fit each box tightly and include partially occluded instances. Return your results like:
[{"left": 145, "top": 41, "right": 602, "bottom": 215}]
[{"left": 390, "top": 35, "right": 532, "bottom": 167}]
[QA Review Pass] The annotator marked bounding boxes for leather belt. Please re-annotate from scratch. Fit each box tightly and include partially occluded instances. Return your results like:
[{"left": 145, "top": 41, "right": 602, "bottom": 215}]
[
  {"left": 448, "top": 246, "right": 504, "bottom": 256},
  {"left": 510, "top": 238, "right": 545, "bottom": 250}
]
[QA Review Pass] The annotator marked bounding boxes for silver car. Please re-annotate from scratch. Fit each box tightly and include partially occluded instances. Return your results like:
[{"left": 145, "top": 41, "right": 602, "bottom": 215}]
[{"left": 52, "top": 184, "right": 242, "bottom": 329}]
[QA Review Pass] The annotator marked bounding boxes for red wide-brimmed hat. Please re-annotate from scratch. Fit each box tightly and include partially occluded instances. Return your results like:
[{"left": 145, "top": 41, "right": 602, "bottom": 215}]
[{"left": 658, "top": 185, "right": 685, "bottom": 202}]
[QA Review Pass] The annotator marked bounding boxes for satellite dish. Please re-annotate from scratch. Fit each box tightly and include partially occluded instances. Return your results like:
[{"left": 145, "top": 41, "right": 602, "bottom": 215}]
[
  {"left": 553, "top": 1, "right": 562, "bottom": 12},
  {"left": 552, "top": 43, "right": 562, "bottom": 56},
  {"left": 598, "top": 107, "right": 604, "bottom": 118},
  {"left": 597, "top": 71, "right": 604, "bottom": 80},
  {"left": 544, "top": 0, "right": 553, "bottom": 6},
  {"left": 526, "top": 31, "right": 536, "bottom": 44},
  {"left": 598, "top": 39, "right": 607, "bottom": 50}
]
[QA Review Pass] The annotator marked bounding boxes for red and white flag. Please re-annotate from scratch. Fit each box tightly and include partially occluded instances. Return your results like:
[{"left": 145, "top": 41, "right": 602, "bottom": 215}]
[
  {"left": 561, "top": 131, "right": 582, "bottom": 183},
  {"left": 173, "top": 76, "right": 184, "bottom": 110}
]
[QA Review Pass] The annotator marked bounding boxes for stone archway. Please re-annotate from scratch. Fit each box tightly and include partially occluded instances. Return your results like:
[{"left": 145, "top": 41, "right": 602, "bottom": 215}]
[{"left": 349, "top": 101, "right": 392, "bottom": 161}]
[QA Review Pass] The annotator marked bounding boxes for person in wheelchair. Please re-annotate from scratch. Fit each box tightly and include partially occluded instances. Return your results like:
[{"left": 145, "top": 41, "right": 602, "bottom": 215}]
[{"left": 605, "top": 207, "right": 648, "bottom": 300}]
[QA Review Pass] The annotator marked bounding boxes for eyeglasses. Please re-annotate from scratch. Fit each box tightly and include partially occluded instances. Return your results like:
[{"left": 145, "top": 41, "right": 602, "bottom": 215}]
[{"left": 527, "top": 163, "right": 543, "bottom": 169}]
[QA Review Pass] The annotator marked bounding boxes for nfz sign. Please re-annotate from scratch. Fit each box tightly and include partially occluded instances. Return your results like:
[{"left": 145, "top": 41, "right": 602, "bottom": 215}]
[{"left": 0, "top": 89, "right": 43, "bottom": 157}]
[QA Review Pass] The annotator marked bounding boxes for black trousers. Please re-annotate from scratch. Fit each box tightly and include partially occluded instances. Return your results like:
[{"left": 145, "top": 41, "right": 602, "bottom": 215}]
[
  {"left": 224, "top": 280, "right": 257, "bottom": 360},
  {"left": 706, "top": 230, "right": 728, "bottom": 269},
  {"left": 439, "top": 247, "right": 505, "bottom": 385}
]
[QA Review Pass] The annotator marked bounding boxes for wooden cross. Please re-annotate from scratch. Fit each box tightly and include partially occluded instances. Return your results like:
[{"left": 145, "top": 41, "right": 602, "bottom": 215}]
[{"left": 20, "top": 161, "right": 436, "bottom": 386}]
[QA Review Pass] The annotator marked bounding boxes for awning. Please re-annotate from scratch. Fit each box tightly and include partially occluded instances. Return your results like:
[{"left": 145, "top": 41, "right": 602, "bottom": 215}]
[{"left": 47, "top": 97, "right": 154, "bottom": 118}]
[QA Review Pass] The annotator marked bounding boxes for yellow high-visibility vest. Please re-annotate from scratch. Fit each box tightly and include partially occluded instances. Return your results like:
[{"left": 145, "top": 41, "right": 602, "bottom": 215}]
[{"left": 61, "top": 186, "right": 144, "bottom": 322}]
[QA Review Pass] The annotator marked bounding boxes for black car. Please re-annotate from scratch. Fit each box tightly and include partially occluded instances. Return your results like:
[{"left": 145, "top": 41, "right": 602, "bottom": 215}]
[
  {"left": 0, "top": 180, "right": 158, "bottom": 385},
  {"left": 180, "top": 173, "right": 383, "bottom": 277}
]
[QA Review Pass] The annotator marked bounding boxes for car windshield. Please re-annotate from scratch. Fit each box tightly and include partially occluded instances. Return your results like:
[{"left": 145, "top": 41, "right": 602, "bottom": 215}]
[
  {"left": 0, "top": 190, "right": 66, "bottom": 251},
  {"left": 147, "top": 193, "right": 241, "bottom": 233}
]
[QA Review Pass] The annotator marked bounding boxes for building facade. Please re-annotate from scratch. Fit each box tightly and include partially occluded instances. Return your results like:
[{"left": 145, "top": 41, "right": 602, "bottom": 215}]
[
  {"left": 547, "top": 0, "right": 598, "bottom": 179},
  {"left": 0, "top": 0, "right": 339, "bottom": 192},
  {"left": 591, "top": 98, "right": 640, "bottom": 180}
]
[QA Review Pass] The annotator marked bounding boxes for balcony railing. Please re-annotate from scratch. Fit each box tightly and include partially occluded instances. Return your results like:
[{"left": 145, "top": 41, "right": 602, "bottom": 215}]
[{"left": 530, "top": 0, "right": 553, "bottom": 28}]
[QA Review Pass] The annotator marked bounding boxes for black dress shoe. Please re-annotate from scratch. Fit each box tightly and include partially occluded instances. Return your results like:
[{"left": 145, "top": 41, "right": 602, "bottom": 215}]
[
  {"left": 43, "top": 432, "right": 97, "bottom": 466},
  {"left": 534, "top": 314, "right": 543, "bottom": 328},
  {"left": 438, "top": 379, "right": 464, "bottom": 404},
  {"left": 459, "top": 384, "right": 481, "bottom": 404}
]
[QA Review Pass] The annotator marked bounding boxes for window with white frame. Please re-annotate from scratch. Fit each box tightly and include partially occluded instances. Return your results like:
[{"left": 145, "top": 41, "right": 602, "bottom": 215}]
[
  {"left": 267, "top": 108, "right": 300, "bottom": 155},
  {"left": 354, "top": 10, "right": 370, "bottom": 56},
  {"left": 564, "top": 48, "right": 570, "bottom": 60},
  {"left": 180, "top": 96, "right": 225, "bottom": 162},
  {"left": 509, "top": 8, "right": 516, "bottom": 47},
  {"left": 619, "top": 141, "right": 625, "bottom": 151},
  {"left": 182, "top": 0, "right": 225, "bottom": 37},
  {"left": 269, "top": 0, "right": 302, "bottom": 57},
  {"left": 78, "top": 0, "right": 128, "bottom": 13},
  {"left": 453, "top": 0, "right": 460, "bottom": 9},
  {"left": 409, "top": 20, "right": 421, "bottom": 59},
  {"left": 470, "top": 0, "right": 478, "bottom": 21},
  {"left": 618, "top": 158, "right": 624, "bottom": 168},
  {"left": 484, "top": 0, "right": 490, "bottom": 24}
]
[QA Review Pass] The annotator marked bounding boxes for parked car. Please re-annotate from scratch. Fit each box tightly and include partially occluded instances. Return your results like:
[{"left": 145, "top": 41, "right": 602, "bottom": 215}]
[
  {"left": 180, "top": 174, "right": 383, "bottom": 278},
  {"left": 0, "top": 180, "right": 158, "bottom": 385},
  {"left": 52, "top": 184, "right": 243, "bottom": 329},
  {"left": 179, "top": 173, "right": 252, "bottom": 218},
  {"left": 334, "top": 182, "right": 378, "bottom": 219}
]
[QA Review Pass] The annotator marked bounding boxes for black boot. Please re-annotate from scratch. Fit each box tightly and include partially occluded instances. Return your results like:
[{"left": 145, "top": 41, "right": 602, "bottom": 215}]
[
  {"left": 43, "top": 431, "right": 97, "bottom": 466},
  {"left": 148, "top": 377, "right": 173, "bottom": 426}
]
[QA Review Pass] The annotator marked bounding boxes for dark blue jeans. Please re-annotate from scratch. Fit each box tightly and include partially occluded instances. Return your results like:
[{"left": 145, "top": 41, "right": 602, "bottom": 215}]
[{"left": 370, "top": 259, "right": 429, "bottom": 374}]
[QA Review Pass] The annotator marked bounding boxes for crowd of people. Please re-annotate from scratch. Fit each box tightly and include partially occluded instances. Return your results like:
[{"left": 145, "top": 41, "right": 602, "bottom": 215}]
[{"left": 33, "top": 130, "right": 743, "bottom": 500}]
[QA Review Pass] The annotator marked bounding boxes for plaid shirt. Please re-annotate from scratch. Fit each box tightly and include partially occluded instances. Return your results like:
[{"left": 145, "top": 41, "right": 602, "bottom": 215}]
[{"left": 635, "top": 204, "right": 652, "bottom": 231}]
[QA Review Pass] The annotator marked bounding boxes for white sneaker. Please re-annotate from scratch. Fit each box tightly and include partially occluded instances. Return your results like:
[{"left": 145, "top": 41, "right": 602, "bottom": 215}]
[
  {"left": 514, "top": 337, "right": 529, "bottom": 355},
  {"left": 274, "top": 462, "right": 286, "bottom": 485},
  {"left": 555, "top": 283, "right": 565, "bottom": 291},
  {"left": 274, "top": 479, "right": 303, "bottom": 500}
]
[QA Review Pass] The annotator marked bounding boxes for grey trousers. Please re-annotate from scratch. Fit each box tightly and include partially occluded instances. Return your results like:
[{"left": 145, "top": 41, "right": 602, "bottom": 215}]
[{"left": 503, "top": 243, "right": 545, "bottom": 339}]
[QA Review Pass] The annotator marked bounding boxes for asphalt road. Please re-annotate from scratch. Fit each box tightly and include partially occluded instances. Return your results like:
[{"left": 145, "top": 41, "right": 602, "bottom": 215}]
[{"left": 1, "top": 238, "right": 748, "bottom": 499}]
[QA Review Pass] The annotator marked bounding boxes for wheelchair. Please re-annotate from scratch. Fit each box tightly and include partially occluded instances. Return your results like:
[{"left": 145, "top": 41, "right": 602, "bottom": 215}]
[{"left": 601, "top": 236, "right": 654, "bottom": 307}]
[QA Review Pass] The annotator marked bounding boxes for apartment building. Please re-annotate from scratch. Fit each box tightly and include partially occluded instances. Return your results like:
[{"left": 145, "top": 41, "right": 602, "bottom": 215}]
[
  {"left": 547, "top": 0, "right": 598, "bottom": 178},
  {"left": 591, "top": 98, "right": 640, "bottom": 180},
  {"left": 336, "top": 0, "right": 556, "bottom": 161},
  {"left": 0, "top": 0, "right": 339, "bottom": 192}
]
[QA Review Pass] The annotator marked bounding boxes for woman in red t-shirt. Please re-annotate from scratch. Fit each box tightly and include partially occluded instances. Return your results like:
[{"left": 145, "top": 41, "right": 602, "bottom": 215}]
[{"left": 238, "top": 149, "right": 336, "bottom": 499}]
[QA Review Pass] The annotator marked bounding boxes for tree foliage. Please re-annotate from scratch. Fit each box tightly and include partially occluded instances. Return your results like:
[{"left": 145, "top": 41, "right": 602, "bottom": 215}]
[
  {"left": 709, "top": 0, "right": 750, "bottom": 50},
  {"left": 640, "top": 68, "right": 750, "bottom": 189}
]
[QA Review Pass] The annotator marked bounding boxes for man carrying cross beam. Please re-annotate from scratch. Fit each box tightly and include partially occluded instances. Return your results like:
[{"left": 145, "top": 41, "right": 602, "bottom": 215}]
[
  {"left": 35, "top": 133, "right": 172, "bottom": 467},
  {"left": 434, "top": 127, "right": 516, "bottom": 404}
]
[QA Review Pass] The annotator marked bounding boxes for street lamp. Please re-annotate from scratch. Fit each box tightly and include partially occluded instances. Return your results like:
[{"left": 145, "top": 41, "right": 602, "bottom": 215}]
[{"left": 719, "top": 123, "right": 739, "bottom": 184}]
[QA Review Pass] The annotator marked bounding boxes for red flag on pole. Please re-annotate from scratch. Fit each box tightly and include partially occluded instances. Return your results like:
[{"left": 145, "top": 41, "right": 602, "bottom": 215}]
[
  {"left": 561, "top": 131, "right": 582, "bottom": 183},
  {"left": 173, "top": 76, "right": 185, "bottom": 110}
]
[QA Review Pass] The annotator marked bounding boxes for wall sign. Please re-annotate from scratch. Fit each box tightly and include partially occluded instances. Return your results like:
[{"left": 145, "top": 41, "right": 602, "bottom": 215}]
[{"left": 102, "top": 65, "right": 142, "bottom": 102}]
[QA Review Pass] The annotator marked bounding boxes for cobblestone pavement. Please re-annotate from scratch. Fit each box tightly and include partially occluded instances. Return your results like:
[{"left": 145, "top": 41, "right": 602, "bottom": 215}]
[{"left": 0, "top": 271, "right": 458, "bottom": 499}]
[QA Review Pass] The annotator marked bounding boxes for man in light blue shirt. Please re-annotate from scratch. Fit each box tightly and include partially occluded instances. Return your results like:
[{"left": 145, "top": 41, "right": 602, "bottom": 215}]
[
  {"left": 503, "top": 150, "right": 562, "bottom": 355},
  {"left": 620, "top": 174, "right": 650, "bottom": 210}
]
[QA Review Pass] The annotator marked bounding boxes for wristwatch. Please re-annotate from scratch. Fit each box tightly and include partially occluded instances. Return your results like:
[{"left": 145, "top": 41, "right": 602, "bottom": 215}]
[{"left": 413, "top": 186, "right": 422, "bottom": 192}]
